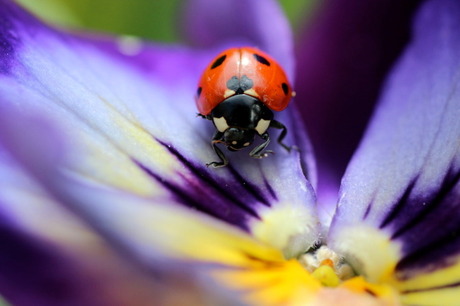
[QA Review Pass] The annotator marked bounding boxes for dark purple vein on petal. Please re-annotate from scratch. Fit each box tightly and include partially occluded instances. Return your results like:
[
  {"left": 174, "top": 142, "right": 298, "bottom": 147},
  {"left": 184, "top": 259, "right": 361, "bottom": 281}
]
[
  {"left": 157, "top": 139, "right": 271, "bottom": 209},
  {"left": 128, "top": 138, "right": 305, "bottom": 231},
  {"left": 395, "top": 223, "right": 460, "bottom": 276},
  {"left": 132, "top": 159, "right": 241, "bottom": 222},
  {"left": 379, "top": 177, "right": 419, "bottom": 228},
  {"left": 389, "top": 167, "right": 460, "bottom": 277},
  {"left": 263, "top": 178, "right": 278, "bottom": 201},
  {"left": 363, "top": 202, "right": 372, "bottom": 219},
  {"left": 391, "top": 168, "right": 460, "bottom": 239},
  {"left": 362, "top": 191, "right": 377, "bottom": 219},
  {"left": 227, "top": 165, "right": 272, "bottom": 206}
]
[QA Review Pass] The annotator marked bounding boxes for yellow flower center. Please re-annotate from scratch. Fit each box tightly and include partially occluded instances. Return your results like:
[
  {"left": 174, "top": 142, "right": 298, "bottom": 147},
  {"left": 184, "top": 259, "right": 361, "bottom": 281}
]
[{"left": 212, "top": 245, "right": 400, "bottom": 305}]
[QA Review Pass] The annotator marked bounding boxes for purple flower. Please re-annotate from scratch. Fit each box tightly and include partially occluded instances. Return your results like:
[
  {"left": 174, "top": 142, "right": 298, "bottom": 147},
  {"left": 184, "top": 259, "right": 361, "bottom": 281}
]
[{"left": 0, "top": 0, "right": 458, "bottom": 305}]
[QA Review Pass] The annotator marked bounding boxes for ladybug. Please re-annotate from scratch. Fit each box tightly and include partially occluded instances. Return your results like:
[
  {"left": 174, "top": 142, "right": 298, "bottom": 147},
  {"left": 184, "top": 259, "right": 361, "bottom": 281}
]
[{"left": 196, "top": 47, "right": 295, "bottom": 168}]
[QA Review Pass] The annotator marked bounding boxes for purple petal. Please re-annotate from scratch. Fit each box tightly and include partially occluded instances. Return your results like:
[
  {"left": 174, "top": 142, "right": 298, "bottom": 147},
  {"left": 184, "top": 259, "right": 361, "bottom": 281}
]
[
  {"left": 0, "top": 1, "right": 319, "bottom": 257},
  {"left": 328, "top": 0, "right": 460, "bottom": 297},
  {"left": 294, "top": 0, "right": 423, "bottom": 209},
  {"left": 0, "top": 114, "right": 240, "bottom": 306},
  {"left": 0, "top": 213, "right": 102, "bottom": 306},
  {"left": 0, "top": 150, "right": 202, "bottom": 306},
  {"left": 182, "top": 0, "right": 295, "bottom": 78},
  {"left": 0, "top": 213, "right": 228, "bottom": 306},
  {"left": 0, "top": 0, "right": 22, "bottom": 73}
]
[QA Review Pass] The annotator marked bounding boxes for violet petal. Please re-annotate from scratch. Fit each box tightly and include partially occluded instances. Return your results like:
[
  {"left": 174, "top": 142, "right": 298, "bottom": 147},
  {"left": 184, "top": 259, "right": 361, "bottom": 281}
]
[
  {"left": 328, "top": 0, "right": 460, "bottom": 302},
  {"left": 295, "top": 0, "right": 423, "bottom": 212}
]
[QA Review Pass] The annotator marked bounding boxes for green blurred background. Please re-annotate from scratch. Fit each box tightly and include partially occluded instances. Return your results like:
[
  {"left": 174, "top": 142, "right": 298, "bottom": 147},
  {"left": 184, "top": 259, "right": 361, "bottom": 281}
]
[{"left": 16, "top": 0, "right": 318, "bottom": 42}]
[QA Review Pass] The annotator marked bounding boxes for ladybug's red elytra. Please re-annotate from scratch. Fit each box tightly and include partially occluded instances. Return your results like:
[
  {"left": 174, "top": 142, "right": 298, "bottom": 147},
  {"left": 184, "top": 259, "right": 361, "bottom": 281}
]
[{"left": 196, "top": 47, "right": 295, "bottom": 168}]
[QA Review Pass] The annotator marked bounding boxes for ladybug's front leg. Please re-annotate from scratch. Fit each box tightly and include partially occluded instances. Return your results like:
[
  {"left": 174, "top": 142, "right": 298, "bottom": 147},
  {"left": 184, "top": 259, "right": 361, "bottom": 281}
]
[
  {"left": 270, "top": 120, "right": 292, "bottom": 152},
  {"left": 249, "top": 132, "right": 273, "bottom": 159},
  {"left": 207, "top": 131, "right": 228, "bottom": 168}
]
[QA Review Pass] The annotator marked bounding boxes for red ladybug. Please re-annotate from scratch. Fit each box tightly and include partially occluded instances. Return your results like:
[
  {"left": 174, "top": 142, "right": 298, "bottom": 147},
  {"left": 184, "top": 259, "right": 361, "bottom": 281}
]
[{"left": 196, "top": 47, "right": 295, "bottom": 168}]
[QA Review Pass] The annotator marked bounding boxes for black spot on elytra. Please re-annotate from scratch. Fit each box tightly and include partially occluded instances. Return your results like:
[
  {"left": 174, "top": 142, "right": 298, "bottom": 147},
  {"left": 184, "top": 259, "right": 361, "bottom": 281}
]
[
  {"left": 226, "top": 75, "right": 254, "bottom": 94},
  {"left": 281, "top": 83, "right": 289, "bottom": 95},
  {"left": 196, "top": 86, "right": 202, "bottom": 97},
  {"left": 253, "top": 53, "right": 270, "bottom": 66},
  {"left": 210, "top": 55, "right": 226, "bottom": 69}
]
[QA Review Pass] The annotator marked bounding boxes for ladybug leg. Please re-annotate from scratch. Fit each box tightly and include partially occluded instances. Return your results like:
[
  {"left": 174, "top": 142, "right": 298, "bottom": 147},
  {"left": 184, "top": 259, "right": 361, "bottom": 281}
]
[
  {"left": 197, "top": 113, "right": 212, "bottom": 120},
  {"left": 207, "top": 142, "right": 228, "bottom": 168},
  {"left": 249, "top": 132, "right": 274, "bottom": 159},
  {"left": 270, "top": 120, "right": 292, "bottom": 152},
  {"left": 207, "top": 132, "right": 228, "bottom": 168}
]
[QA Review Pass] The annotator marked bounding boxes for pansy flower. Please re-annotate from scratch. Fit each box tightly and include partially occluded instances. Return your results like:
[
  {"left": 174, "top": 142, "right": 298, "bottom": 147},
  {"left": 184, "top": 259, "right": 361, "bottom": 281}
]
[{"left": 0, "top": 0, "right": 459, "bottom": 305}]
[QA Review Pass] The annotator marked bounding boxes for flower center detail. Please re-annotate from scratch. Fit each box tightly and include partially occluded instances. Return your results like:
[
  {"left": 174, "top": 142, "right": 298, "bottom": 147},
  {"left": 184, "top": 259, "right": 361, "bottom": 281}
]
[{"left": 298, "top": 246, "right": 355, "bottom": 287}]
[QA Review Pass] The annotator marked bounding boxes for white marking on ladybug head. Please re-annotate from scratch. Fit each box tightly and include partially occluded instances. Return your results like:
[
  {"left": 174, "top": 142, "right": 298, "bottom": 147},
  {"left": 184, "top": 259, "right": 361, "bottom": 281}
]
[
  {"left": 244, "top": 88, "right": 259, "bottom": 97},
  {"left": 243, "top": 142, "right": 250, "bottom": 147},
  {"left": 213, "top": 117, "right": 230, "bottom": 132},
  {"left": 232, "top": 141, "right": 238, "bottom": 145},
  {"left": 255, "top": 119, "right": 271, "bottom": 135},
  {"left": 224, "top": 89, "right": 235, "bottom": 98}
]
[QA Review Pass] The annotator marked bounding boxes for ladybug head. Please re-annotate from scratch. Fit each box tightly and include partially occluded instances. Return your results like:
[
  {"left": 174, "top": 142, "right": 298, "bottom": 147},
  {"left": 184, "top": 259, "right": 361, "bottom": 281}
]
[
  {"left": 223, "top": 127, "right": 256, "bottom": 151},
  {"left": 210, "top": 94, "right": 273, "bottom": 151}
]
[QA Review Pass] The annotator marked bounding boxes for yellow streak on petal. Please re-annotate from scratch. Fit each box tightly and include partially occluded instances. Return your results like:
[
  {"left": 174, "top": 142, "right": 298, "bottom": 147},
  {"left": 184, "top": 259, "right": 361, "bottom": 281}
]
[
  {"left": 340, "top": 277, "right": 400, "bottom": 304},
  {"left": 390, "top": 258, "right": 460, "bottom": 306},
  {"left": 114, "top": 200, "right": 284, "bottom": 266},
  {"left": 392, "top": 258, "right": 460, "bottom": 291},
  {"left": 110, "top": 201, "right": 322, "bottom": 305},
  {"left": 101, "top": 96, "right": 179, "bottom": 174},
  {"left": 213, "top": 259, "right": 322, "bottom": 306},
  {"left": 70, "top": 97, "right": 183, "bottom": 196},
  {"left": 310, "top": 277, "right": 401, "bottom": 306},
  {"left": 400, "top": 286, "right": 459, "bottom": 306}
]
